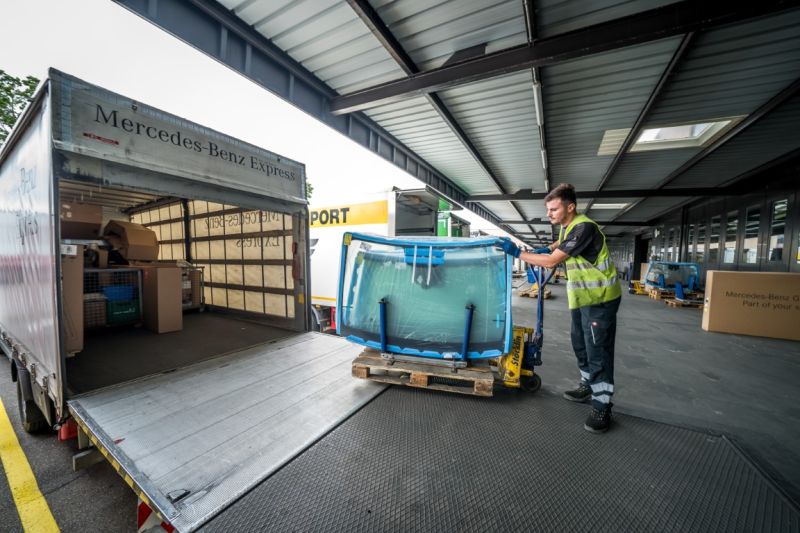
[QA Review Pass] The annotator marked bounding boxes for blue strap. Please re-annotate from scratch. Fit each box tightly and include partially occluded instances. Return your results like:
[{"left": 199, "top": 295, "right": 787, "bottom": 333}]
[{"left": 404, "top": 247, "right": 445, "bottom": 266}]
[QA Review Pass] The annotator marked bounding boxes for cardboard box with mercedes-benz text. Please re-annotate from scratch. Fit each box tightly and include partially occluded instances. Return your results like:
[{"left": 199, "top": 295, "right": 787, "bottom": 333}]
[{"left": 702, "top": 271, "right": 800, "bottom": 341}]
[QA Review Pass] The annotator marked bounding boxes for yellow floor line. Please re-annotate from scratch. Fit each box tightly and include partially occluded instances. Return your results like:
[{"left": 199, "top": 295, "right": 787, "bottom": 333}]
[{"left": 0, "top": 398, "right": 59, "bottom": 532}]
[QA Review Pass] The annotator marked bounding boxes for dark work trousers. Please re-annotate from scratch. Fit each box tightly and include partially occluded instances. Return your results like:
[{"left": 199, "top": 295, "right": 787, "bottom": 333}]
[{"left": 569, "top": 296, "right": 621, "bottom": 410}]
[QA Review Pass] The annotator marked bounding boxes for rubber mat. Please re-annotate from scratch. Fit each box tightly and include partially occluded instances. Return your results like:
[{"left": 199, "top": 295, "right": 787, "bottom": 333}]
[{"left": 202, "top": 386, "right": 800, "bottom": 533}]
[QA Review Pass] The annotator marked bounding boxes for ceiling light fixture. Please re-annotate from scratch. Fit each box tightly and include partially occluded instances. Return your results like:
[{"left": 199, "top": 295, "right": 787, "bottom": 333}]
[{"left": 532, "top": 82, "right": 544, "bottom": 127}]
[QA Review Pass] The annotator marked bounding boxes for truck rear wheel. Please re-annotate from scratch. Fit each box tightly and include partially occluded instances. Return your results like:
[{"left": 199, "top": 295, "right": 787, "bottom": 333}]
[{"left": 16, "top": 377, "right": 49, "bottom": 433}]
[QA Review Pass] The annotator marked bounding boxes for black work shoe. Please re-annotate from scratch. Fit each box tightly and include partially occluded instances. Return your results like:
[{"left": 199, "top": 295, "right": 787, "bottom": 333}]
[
  {"left": 584, "top": 405, "right": 612, "bottom": 433},
  {"left": 563, "top": 381, "right": 591, "bottom": 403}
]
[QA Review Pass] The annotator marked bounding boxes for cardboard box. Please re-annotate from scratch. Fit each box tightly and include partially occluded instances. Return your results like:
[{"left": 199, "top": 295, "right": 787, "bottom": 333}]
[
  {"left": 702, "top": 271, "right": 800, "bottom": 341},
  {"left": 103, "top": 220, "right": 160, "bottom": 261},
  {"left": 97, "top": 249, "right": 108, "bottom": 268},
  {"left": 61, "top": 244, "right": 84, "bottom": 354},
  {"left": 139, "top": 265, "right": 183, "bottom": 333},
  {"left": 189, "top": 269, "right": 203, "bottom": 307},
  {"left": 60, "top": 203, "right": 103, "bottom": 239},
  {"left": 640, "top": 263, "right": 650, "bottom": 282}
]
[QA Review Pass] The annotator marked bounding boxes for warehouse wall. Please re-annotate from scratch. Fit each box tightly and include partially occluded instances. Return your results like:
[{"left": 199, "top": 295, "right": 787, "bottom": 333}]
[{"left": 649, "top": 159, "right": 800, "bottom": 275}]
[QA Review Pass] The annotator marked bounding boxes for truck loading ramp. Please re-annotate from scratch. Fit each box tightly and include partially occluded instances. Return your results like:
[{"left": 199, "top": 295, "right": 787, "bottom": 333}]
[
  {"left": 203, "top": 386, "right": 799, "bottom": 533},
  {"left": 68, "top": 332, "right": 384, "bottom": 532}
]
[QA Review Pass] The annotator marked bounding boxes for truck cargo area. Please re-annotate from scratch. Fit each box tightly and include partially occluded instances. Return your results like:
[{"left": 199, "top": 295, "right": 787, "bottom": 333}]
[
  {"left": 59, "top": 176, "right": 306, "bottom": 394},
  {"left": 66, "top": 313, "right": 293, "bottom": 394}
]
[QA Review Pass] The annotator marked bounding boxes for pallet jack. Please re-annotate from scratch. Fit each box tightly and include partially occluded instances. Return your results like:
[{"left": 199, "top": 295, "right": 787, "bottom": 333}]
[{"left": 352, "top": 265, "right": 555, "bottom": 397}]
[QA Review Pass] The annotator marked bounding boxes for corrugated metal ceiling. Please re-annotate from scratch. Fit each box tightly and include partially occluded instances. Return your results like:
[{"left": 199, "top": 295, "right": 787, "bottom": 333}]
[
  {"left": 605, "top": 9, "right": 800, "bottom": 191},
  {"left": 438, "top": 71, "right": 543, "bottom": 194},
  {"left": 373, "top": 0, "right": 528, "bottom": 70},
  {"left": 364, "top": 96, "right": 492, "bottom": 193},
  {"left": 542, "top": 37, "right": 684, "bottom": 190},
  {"left": 535, "top": 0, "right": 681, "bottom": 38}
]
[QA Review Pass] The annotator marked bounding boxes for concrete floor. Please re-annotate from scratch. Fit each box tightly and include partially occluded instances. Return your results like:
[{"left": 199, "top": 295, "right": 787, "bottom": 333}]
[
  {"left": 2, "top": 286, "right": 798, "bottom": 531},
  {"left": 515, "top": 278, "right": 800, "bottom": 504}
]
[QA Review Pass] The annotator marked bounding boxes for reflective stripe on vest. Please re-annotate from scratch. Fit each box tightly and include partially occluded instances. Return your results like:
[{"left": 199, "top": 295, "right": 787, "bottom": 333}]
[
  {"left": 567, "top": 276, "right": 619, "bottom": 290},
  {"left": 565, "top": 259, "right": 611, "bottom": 272},
  {"left": 560, "top": 214, "right": 622, "bottom": 309}
]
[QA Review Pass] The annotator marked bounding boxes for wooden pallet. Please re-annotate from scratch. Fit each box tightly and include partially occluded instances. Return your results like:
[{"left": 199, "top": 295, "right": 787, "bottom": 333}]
[
  {"left": 648, "top": 287, "right": 675, "bottom": 300},
  {"left": 519, "top": 286, "right": 552, "bottom": 299},
  {"left": 352, "top": 352, "right": 495, "bottom": 397},
  {"left": 664, "top": 298, "right": 704, "bottom": 309}
]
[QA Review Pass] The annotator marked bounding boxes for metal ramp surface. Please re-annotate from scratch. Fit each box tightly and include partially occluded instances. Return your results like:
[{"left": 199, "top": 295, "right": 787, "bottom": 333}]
[
  {"left": 68, "top": 332, "right": 385, "bottom": 532},
  {"left": 203, "top": 386, "right": 800, "bottom": 533}
]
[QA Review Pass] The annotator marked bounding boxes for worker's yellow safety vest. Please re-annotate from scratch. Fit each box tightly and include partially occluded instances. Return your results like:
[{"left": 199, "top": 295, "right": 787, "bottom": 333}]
[{"left": 559, "top": 214, "right": 622, "bottom": 310}]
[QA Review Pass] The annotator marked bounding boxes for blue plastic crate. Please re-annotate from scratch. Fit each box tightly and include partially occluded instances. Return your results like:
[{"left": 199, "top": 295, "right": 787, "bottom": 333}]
[{"left": 102, "top": 285, "right": 135, "bottom": 302}]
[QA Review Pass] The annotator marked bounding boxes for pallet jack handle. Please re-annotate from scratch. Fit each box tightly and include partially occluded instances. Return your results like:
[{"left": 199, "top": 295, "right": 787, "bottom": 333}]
[
  {"left": 533, "top": 266, "right": 555, "bottom": 337},
  {"left": 525, "top": 265, "right": 555, "bottom": 368}
]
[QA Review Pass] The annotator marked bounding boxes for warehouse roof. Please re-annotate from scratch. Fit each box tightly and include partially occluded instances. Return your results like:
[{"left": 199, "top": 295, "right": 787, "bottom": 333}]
[{"left": 115, "top": 0, "right": 800, "bottom": 245}]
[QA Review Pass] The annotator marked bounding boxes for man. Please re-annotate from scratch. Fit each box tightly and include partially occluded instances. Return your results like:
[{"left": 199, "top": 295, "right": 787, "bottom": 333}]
[{"left": 498, "top": 183, "right": 622, "bottom": 433}]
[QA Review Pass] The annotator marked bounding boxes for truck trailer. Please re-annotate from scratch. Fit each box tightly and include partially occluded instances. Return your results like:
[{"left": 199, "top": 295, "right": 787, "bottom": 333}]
[{"left": 0, "top": 69, "right": 382, "bottom": 531}]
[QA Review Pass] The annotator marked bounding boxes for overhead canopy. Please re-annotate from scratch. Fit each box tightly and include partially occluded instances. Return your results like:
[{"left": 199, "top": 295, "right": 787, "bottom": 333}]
[
  {"left": 113, "top": 0, "right": 800, "bottom": 245},
  {"left": 395, "top": 186, "right": 462, "bottom": 214}
]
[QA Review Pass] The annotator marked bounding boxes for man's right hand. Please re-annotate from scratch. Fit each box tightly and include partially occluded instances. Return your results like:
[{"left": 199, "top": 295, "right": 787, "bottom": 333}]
[{"left": 496, "top": 237, "right": 522, "bottom": 258}]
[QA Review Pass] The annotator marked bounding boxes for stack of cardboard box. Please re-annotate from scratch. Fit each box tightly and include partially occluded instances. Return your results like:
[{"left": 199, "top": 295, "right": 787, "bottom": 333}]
[
  {"left": 103, "top": 219, "right": 183, "bottom": 334},
  {"left": 60, "top": 204, "right": 190, "bottom": 356}
]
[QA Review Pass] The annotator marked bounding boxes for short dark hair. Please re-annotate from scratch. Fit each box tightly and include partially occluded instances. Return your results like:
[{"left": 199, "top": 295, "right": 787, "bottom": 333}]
[{"left": 544, "top": 183, "right": 577, "bottom": 205}]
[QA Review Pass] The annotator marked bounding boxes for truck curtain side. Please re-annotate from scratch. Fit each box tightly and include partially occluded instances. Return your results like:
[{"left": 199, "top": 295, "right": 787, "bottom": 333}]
[{"left": 0, "top": 69, "right": 382, "bottom": 531}]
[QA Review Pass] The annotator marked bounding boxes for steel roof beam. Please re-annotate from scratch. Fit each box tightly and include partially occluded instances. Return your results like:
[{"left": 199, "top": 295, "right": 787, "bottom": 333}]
[
  {"left": 330, "top": 1, "right": 798, "bottom": 115},
  {"left": 504, "top": 220, "right": 652, "bottom": 227},
  {"left": 467, "top": 187, "right": 741, "bottom": 202}
]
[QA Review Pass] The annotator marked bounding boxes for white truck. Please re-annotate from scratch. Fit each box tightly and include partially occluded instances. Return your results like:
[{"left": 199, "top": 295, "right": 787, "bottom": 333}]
[
  {"left": 309, "top": 188, "right": 470, "bottom": 331},
  {"left": 0, "top": 69, "right": 382, "bottom": 531}
]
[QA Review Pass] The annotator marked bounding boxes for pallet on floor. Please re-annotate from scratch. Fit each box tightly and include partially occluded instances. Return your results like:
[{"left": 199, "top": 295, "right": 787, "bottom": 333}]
[
  {"left": 352, "top": 352, "right": 495, "bottom": 397},
  {"left": 664, "top": 298, "right": 704, "bottom": 309},
  {"left": 648, "top": 287, "right": 675, "bottom": 300},
  {"left": 519, "top": 286, "right": 552, "bottom": 299}
]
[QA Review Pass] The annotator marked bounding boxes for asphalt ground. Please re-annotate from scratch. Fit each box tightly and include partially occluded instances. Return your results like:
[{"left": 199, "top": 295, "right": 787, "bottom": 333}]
[
  {"left": 0, "top": 363, "right": 135, "bottom": 532},
  {"left": 1, "top": 280, "right": 798, "bottom": 531}
]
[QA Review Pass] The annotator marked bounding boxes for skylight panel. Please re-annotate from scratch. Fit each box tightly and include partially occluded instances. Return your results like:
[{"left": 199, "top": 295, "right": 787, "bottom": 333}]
[
  {"left": 592, "top": 203, "right": 628, "bottom": 209},
  {"left": 597, "top": 117, "right": 745, "bottom": 155}
]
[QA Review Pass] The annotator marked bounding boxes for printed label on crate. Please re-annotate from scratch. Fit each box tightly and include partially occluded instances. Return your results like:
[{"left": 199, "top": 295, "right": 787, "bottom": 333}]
[{"left": 60, "top": 244, "right": 78, "bottom": 256}]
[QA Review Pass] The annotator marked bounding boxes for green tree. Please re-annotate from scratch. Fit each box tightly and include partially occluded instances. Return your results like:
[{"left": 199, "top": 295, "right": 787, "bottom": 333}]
[
  {"left": 305, "top": 180, "right": 314, "bottom": 199},
  {"left": 0, "top": 70, "right": 39, "bottom": 147}
]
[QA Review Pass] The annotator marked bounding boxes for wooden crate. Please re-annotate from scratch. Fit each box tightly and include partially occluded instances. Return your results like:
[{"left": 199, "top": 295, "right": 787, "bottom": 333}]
[{"left": 352, "top": 352, "right": 495, "bottom": 397}]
